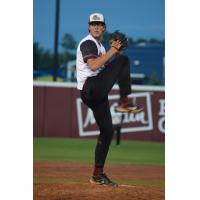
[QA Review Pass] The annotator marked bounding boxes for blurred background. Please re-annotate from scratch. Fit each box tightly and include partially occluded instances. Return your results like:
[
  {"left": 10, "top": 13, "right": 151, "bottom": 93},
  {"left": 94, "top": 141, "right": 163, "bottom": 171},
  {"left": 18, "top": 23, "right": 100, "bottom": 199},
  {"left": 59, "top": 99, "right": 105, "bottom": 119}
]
[
  {"left": 33, "top": 0, "right": 165, "bottom": 85},
  {"left": 33, "top": 0, "right": 165, "bottom": 142}
]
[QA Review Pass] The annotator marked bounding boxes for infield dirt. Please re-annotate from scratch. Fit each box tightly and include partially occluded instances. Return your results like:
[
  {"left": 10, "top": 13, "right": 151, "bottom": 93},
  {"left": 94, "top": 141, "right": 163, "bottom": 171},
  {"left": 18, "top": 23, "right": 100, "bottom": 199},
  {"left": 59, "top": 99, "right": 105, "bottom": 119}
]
[{"left": 34, "top": 161, "right": 164, "bottom": 200}]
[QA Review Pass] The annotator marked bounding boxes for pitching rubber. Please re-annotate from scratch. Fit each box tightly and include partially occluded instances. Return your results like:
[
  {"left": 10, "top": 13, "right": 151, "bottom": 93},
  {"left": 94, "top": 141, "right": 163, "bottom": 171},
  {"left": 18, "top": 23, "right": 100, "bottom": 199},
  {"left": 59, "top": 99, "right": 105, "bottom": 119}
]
[{"left": 90, "top": 179, "right": 135, "bottom": 188}]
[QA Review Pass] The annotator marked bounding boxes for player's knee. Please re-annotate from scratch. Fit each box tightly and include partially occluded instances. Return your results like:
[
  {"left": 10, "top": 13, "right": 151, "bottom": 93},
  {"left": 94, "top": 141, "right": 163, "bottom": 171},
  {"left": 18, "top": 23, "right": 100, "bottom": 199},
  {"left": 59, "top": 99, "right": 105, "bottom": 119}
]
[{"left": 116, "top": 54, "right": 129, "bottom": 65}]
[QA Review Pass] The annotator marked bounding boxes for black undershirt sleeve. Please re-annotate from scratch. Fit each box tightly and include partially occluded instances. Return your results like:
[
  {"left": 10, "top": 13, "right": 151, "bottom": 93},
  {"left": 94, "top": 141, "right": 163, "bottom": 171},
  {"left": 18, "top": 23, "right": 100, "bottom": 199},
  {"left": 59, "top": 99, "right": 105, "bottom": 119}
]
[{"left": 80, "top": 40, "right": 98, "bottom": 63}]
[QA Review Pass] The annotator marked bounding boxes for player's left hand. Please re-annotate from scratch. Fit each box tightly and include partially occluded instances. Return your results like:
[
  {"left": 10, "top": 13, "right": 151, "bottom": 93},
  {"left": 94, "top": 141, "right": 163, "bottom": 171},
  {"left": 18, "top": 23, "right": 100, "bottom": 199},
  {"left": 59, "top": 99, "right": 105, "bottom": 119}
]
[{"left": 109, "top": 30, "right": 129, "bottom": 51}]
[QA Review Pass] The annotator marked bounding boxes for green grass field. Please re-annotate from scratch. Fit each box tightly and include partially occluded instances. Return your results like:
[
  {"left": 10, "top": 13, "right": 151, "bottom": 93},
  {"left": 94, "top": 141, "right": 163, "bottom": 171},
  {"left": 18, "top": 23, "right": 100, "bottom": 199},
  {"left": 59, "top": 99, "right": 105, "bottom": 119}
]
[{"left": 34, "top": 138, "right": 165, "bottom": 166}]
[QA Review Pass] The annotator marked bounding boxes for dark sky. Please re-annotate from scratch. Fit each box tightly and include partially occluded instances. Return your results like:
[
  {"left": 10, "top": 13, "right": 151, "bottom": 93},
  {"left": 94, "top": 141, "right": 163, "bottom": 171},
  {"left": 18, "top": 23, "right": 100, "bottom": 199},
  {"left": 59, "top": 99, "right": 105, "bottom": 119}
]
[{"left": 33, "top": 0, "right": 165, "bottom": 50}]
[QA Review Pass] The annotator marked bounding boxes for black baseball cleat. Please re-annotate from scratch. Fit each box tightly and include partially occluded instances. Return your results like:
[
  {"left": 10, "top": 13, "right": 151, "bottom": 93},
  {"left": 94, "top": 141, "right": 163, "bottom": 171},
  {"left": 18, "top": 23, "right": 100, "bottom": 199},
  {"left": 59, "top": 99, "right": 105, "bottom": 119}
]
[
  {"left": 115, "top": 100, "right": 144, "bottom": 113},
  {"left": 89, "top": 173, "right": 118, "bottom": 187}
]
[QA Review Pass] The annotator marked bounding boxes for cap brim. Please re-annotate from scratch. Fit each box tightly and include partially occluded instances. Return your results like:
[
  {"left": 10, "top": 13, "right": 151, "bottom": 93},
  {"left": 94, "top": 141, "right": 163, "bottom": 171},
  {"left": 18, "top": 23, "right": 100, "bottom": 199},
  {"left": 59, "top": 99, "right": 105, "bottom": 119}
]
[{"left": 88, "top": 21, "right": 105, "bottom": 25}]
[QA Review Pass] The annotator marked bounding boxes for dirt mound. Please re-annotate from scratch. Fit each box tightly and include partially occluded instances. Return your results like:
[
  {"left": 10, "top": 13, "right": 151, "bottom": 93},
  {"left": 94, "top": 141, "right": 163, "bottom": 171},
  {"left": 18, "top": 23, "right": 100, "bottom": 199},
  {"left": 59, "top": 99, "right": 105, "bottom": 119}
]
[{"left": 34, "top": 161, "right": 164, "bottom": 200}]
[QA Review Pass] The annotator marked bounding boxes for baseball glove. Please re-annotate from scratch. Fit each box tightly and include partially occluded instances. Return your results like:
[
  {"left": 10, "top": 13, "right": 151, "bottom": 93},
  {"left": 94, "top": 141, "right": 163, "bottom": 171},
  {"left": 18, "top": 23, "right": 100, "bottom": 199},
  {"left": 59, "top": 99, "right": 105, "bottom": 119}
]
[{"left": 109, "top": 30, "right": 128, "bottom": 51}]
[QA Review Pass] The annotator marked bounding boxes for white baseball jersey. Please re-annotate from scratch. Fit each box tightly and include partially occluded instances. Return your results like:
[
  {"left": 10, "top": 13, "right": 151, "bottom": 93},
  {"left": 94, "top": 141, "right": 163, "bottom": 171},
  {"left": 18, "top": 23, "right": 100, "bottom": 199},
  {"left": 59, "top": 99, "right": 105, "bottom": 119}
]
[{"left": 76, "top": 34, "right": 106, "bottom": 90}]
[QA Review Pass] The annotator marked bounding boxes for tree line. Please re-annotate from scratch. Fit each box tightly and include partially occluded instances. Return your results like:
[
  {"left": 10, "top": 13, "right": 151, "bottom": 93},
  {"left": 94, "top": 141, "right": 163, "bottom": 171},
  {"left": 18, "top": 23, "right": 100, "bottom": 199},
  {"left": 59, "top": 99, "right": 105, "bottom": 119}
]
[{"left": 33, "top": 32, "right": 164, "bottom": 71}]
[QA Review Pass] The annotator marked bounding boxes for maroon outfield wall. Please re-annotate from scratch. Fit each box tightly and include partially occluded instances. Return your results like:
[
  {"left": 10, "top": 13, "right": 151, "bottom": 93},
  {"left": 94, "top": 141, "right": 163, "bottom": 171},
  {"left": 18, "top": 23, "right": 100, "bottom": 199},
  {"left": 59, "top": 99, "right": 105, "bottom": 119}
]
[{"left": 33, "top": 81, "right": 165, "bottom": 141}]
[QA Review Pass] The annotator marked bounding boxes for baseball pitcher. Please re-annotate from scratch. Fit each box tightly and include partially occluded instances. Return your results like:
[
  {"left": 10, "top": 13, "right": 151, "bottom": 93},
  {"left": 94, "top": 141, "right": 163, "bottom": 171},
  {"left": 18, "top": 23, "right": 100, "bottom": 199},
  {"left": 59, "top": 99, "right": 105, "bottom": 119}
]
[{"left": 76, "top": 13, "right": 143, "bottom": 186}]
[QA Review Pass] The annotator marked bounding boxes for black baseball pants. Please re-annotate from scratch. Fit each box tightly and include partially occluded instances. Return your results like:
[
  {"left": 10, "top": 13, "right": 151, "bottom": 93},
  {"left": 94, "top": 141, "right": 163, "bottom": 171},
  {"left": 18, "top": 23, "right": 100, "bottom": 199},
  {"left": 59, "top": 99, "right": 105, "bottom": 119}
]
[{"left": 80, "top": 55, "right": 131, "bottom": 168}]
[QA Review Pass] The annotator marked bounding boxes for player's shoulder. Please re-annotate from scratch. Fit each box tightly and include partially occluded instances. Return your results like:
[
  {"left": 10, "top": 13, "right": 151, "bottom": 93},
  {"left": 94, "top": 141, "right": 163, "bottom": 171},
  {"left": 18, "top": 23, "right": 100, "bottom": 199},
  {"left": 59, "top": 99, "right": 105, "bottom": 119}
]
[
  {"left": 77, "top": 35, "right": 94, "bottom": 50},
  {"left": 80, "top": 35, "right": 96, "bottom": 45},
  {"left": 81, "top": 40, "right": 96, "bottom": 49},
  {"left": 79, "top": 35, "right": 96, "bottom": 50}
]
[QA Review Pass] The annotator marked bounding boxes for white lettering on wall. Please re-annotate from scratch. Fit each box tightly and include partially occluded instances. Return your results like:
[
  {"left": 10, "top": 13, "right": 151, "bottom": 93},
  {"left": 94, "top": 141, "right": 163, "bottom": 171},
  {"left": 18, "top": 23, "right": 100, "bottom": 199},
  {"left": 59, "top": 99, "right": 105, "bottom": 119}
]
[
  {"left": 110, "top": 103, "right": 148, "bottom": 124},
  {"left": 83, "top": 102, "right": 148, "bottom": 128},
  {"left": 158, "top": 117, "right": 165, "bottom": 133},
  {"left": 76, "top": 92, "right": 153, "bottom": 136},
  {"left": 158, "top": 99, "right": 165, "bottom": 133},
  {"left": 159, "top": 99, "right": 165, "bottom": 115},
  {"left": 83, "top": 109, "right": 95, "bottom": 128}
]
